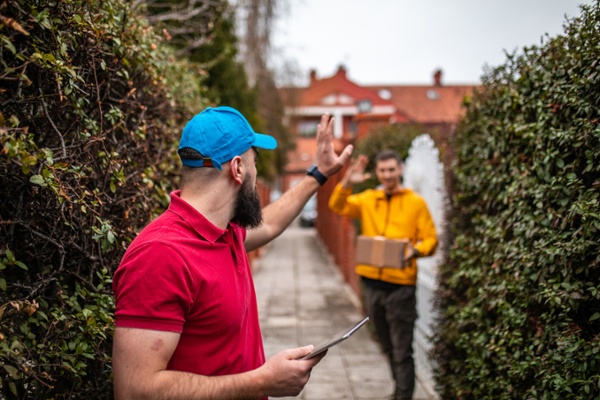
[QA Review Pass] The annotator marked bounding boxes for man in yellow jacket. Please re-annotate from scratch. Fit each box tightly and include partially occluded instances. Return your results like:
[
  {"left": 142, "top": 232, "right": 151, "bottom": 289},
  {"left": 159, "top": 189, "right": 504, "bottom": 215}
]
[{"left": 329, "top": 149, "right": 437, "bottom": 400}]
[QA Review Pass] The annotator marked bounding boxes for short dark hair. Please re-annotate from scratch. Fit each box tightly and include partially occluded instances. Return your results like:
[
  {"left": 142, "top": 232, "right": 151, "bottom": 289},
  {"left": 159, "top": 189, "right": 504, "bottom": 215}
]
[{"left": 375, "top": 149, "right": 402, "bottom": 164}]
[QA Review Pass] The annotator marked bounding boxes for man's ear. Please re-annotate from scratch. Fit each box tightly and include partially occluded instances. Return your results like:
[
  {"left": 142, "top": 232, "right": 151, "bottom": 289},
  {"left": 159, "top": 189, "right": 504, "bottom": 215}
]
[{"left": 228, "top": 156, "right": 244, "bottom": 185}]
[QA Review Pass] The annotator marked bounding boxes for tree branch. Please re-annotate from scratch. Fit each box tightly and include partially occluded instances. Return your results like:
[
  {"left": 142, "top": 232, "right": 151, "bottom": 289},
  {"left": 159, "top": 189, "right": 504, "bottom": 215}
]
[{"left": 39, "top": 90, "right": 67, "bottom": 159}]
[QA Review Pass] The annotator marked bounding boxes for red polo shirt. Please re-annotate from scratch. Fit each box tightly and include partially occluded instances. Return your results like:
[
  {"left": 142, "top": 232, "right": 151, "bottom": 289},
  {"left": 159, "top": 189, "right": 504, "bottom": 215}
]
[{"left": 113, "top": 190, "right": 265, "bottom": 379}]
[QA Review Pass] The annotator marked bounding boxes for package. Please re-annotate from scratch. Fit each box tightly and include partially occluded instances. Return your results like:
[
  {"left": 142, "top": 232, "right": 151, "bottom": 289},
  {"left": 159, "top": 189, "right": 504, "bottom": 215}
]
[{"left": 355, "top": 236, "right": 409, "bottom": 269}]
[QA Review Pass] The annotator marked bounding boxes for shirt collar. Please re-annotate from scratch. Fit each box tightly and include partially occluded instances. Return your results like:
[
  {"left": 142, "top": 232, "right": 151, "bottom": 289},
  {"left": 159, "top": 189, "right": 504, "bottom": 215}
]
[
  {"left": 167, "top": 190, "right": 232, "bottom": 244},
  {"left": 374, "top": 186, "right": 411, "bottom": 199}
]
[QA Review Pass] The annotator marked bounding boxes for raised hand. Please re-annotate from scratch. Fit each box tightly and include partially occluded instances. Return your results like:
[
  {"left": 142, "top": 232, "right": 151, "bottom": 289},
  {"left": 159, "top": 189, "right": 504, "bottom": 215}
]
[
  {"left": 315, "top": 114, "right": 353, "bottom": 177},
  {"left": 341, "top": 155, "right": 371, "bottom": 187}
]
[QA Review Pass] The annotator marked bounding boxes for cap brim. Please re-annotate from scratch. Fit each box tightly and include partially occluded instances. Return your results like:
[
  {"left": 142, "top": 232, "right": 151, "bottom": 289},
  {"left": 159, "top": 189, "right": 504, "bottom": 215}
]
[{"left": 254, "top": 133, "right": 277, "bottom": 150}]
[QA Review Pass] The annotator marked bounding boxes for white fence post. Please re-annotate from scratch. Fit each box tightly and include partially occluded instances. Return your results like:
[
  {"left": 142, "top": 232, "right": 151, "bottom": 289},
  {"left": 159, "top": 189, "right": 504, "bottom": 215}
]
[{"left": 404, "top": 134, "right": 445, "bottom": 399}]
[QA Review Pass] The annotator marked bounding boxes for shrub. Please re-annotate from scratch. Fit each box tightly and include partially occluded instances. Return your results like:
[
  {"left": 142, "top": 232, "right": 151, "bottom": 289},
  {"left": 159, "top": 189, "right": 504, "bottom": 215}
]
[
  {"left": 0, "top": 0, "right": 206, "bottom": 397},
  {"left": 433, "top": 4, "right": 600, "bottom": 399}
]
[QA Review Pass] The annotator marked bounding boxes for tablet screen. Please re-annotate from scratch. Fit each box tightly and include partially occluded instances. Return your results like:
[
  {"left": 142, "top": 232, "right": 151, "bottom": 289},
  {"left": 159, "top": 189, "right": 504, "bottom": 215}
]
[{"left": 299, "top": 316, "right": 370, "bottom": 360}]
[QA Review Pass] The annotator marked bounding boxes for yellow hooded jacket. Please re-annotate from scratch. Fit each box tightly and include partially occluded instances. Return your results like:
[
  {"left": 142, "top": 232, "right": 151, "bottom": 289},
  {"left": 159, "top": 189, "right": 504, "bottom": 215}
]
[{"left": 328, "top": 183, "right": 438, "bottom": 286}]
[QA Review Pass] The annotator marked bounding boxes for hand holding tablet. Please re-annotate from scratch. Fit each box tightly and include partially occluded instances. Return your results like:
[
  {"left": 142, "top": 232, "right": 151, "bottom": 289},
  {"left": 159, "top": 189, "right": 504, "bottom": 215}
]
[{"left": 299, "top": 317, "right": 370, "bottom": 360}]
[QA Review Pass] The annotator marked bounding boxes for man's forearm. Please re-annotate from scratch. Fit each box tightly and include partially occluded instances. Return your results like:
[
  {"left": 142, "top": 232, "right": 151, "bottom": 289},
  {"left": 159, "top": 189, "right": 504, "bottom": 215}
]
[
  {"left": 116, "top": 368, "right": 266, "bottom": 400},
  {"left": 114, "top": 327, "right": 319, "bottom": 400},
  {"left": 263, "top": 176, "right": 319, "bottom": 230},
  {"left": 245, "top": 176, "right": 320, "bottom": 251}
]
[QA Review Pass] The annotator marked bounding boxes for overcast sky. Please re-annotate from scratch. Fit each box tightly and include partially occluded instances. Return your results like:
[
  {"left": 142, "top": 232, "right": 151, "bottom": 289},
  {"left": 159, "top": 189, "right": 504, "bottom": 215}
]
[{"left": 270, "top": 0, "right": 592, "bottom": 86}]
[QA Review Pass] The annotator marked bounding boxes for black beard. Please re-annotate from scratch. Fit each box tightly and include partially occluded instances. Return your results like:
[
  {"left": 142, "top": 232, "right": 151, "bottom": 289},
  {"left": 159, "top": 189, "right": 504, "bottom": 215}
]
[{"left": 231, "top": 176, "right": 263, "bottom": 229}]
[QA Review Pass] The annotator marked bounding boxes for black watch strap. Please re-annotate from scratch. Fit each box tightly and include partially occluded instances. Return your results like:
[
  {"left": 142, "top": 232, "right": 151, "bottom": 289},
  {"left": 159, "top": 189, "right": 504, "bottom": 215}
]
[{"left": 306, "top": 164, "right": 327, "bottom": 185}]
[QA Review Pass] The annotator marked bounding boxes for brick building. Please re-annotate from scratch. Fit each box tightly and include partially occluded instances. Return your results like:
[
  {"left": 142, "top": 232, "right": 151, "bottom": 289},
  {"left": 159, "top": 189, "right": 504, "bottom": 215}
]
[{"left": 279, "top": 65, "right": 476, "bottom": 192}]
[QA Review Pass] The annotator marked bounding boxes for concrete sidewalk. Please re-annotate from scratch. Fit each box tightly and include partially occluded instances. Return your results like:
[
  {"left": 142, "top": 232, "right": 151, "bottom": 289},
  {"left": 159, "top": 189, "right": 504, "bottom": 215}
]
[{"left": 253, "top": 221, "right": 432, "bottom": 400}]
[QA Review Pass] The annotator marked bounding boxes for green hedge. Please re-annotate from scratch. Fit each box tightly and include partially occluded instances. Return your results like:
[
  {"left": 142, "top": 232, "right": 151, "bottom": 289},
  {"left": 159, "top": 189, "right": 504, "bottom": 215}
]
[
  {"left": 433, "top": 3, "right": 600, "bottom": 399},
  {"left": 0, "top": 0, "right": 205, "bottom": 398}
]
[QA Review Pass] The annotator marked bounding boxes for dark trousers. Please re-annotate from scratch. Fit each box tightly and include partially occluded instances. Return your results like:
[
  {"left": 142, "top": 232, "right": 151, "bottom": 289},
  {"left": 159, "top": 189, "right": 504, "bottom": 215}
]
[{"left": 362, "top": 281, "right": 417, "bottom": 400}]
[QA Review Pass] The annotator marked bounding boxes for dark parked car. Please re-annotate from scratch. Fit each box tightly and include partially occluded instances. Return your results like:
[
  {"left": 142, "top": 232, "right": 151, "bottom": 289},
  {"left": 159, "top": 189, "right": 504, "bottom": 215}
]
[{"left": 299, "top": 195, "right": 318, "bottom": 227}]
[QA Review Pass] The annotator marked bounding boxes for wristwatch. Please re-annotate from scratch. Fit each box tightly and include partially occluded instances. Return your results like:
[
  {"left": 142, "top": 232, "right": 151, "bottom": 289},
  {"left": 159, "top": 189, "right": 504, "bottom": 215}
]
[{"left": 306, "top": 164, "right": 327, "bottom": 185}]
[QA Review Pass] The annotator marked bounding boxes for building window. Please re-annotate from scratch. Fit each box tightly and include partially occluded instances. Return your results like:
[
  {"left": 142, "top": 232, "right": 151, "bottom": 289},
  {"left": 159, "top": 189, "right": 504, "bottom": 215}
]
[
  {"left": 426, "top": 89, "right": 440, "bottom": 100},
  {"left": 357, "top": 99, "right": 372, "bottom": 113},
  {"left": 378, "top": 89, "right": 392, "bottom": 100},
  {"left": 298, "top": 120, "right": 319, "bottom": 137}
]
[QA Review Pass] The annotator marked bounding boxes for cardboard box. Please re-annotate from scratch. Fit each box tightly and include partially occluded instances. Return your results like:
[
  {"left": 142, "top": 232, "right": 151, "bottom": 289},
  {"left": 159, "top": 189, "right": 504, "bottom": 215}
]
[{"left": 355, "top": 236, "right": 410, "bottom": 269}]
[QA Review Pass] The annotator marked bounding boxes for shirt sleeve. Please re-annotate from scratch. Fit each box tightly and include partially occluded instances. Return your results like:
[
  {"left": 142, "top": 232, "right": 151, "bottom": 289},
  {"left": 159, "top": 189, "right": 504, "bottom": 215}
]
[
  {"left": 328, "top": 182, "right": 363, "bottom": 219},
  {"left": 113, "top": 242, "right": 195, "bottom": 332}
]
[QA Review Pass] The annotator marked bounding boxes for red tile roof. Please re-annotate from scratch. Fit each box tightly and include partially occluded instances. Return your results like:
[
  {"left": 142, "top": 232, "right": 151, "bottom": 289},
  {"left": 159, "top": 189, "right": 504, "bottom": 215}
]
[
  {"left": 280, "top": 66, "right": 478, "bottom": 124},
  {"left": 280, "top": 67, "right": 479, "bottom": 175},
  {"left": 299, "top": 67, "right": 394, "bottom": 107},
  {"left": 366, "top": 84, "right": 476, "bottom": 124}
]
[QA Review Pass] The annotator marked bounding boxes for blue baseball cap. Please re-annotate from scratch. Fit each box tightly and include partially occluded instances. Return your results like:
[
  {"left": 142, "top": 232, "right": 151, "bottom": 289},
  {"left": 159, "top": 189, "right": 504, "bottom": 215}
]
[{"left": 178, "top": 106, "right": 277, "bottom": 169}]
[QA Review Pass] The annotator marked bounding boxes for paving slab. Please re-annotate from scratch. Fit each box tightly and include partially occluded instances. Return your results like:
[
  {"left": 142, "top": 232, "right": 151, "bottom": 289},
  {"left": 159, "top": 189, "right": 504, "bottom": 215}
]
[{"left": 253, "top": 221, "right": 433, "bottom": 400}]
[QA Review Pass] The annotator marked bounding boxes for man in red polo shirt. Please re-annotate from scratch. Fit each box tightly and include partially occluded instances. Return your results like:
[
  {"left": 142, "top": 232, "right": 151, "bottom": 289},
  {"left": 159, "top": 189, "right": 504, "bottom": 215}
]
[{"left": 112, "top": 106, "right": 353, "bottom": 399}]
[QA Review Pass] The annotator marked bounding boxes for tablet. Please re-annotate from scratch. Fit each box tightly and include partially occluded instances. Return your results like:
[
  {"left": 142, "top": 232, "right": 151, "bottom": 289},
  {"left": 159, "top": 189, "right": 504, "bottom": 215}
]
[{"left": 299, "top": 316, "right": 370, "bottom": 360}]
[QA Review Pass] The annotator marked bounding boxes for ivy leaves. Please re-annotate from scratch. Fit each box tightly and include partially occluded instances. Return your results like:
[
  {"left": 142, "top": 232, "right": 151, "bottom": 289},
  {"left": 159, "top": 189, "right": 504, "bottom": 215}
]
[{"left": 435, "top": 4, "right": 600, "bottom": 399}]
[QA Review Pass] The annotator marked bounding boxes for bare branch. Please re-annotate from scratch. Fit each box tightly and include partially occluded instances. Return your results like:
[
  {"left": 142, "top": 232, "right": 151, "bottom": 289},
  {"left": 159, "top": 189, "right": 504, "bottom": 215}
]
[
  {"left": 145, "top": 0, "right": 217, "bottom": 23},
  {"left": 39, "top": 90, "right": 67, "bottom": 158}
]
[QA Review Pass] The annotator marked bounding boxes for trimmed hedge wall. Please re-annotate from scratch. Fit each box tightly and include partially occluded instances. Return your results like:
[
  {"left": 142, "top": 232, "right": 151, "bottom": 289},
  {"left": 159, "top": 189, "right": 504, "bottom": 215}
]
[
  {"left": 433, "top": 4, "right": 600, "bottom": 399},
  {"left": 0, "top": 0, "right": 205, "bottom": 398}
]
